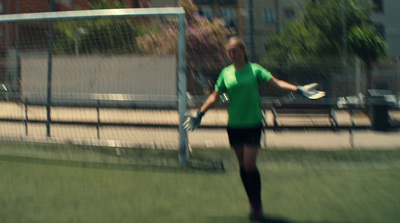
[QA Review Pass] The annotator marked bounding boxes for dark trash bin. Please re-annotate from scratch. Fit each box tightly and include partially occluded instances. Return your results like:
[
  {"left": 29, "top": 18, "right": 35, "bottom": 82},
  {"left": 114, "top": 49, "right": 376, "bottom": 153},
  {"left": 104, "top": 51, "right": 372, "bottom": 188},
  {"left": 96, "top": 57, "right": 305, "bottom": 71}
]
[{"left": 367, "top": 90, "right": 396, "bottom": 131}]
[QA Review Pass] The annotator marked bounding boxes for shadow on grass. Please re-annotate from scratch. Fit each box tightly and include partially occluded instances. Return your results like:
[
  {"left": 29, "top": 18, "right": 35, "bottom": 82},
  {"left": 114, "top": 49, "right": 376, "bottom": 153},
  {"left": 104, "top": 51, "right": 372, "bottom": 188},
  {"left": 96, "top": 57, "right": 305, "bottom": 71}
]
[
  {"left": 0, "top": 142, "right": 229, "bottom": 174},
  {"left": 208, "top": 215, "right": 291, "bottom": 223},
  {"left": 0, "top": 154, "right": 226, "bottom": 174},
  {"left": 208, "top": 215, "right": 359, "bottom": 223}
]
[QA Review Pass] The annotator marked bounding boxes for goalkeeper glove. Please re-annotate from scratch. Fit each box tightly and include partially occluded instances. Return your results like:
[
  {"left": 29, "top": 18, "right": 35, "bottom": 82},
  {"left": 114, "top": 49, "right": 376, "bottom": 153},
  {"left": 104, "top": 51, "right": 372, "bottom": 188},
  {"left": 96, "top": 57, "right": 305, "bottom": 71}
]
[
  {"left": 297, "top": 83, "right": 326, "bottom": 100},
  {"left": 183, "top": 109, "right": 205, "bottom": 131}
]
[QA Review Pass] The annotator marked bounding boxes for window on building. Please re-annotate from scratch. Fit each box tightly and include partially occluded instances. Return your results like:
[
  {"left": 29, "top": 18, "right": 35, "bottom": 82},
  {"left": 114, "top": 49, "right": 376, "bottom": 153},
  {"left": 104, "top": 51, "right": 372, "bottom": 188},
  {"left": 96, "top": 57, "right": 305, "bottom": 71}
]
[
  {"left": 132, "top": 0, "right": 149, "bottom": 8},
  {"left": 132, "top": 0, "right": 140, "bottom": 8},
  {"left": 57, "top": 0, "right": 73, "bottom": 9},
  {"left": 194, "top": 0, "right": 215, "bottom": 4},
  {"left": 264, "top": 9, "right": 276, "bottom": 24},
  {"left": 283, "top": 7, "right": 295, "bottom": 20},
  {"left": 374, "top": 23, "right": 386, "bottom": 39},
  {"left": 218, "top": 0, "right": 237, "bottom": 4},
  {"left": 0, "top": 3, "right": 3, "bottom": 14},
  {"left": 372, "top": 0, "right": 384, "bottom": 13},
  {"left": 223, "top": 7, "right": 236, "bottom": 29},
  {"left": 199, "top": 7, "right": 213, "bottom": 21}
]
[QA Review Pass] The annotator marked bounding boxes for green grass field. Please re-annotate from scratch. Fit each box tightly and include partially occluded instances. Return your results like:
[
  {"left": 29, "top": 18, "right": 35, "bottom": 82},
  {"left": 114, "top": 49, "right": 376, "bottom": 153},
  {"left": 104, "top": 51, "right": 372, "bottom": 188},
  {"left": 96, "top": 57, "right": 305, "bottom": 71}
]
[{"left": 1, "top": 142, "right": 400, "bottom": 223}]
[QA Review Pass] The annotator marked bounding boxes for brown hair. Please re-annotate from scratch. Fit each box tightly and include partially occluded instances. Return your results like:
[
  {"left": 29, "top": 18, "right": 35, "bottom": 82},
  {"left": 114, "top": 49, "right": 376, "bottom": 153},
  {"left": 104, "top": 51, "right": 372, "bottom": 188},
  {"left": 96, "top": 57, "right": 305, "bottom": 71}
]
[{"left": 227, "top": 36, "right": 248, "bottom": 62}]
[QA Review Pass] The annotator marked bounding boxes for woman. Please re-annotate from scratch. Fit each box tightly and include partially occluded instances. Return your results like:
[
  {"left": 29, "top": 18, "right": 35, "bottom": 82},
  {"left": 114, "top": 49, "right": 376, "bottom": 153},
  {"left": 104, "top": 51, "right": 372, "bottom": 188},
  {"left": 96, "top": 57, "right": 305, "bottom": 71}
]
[{"left": 184, "top": 37, "right": 323, "bottom": 222}]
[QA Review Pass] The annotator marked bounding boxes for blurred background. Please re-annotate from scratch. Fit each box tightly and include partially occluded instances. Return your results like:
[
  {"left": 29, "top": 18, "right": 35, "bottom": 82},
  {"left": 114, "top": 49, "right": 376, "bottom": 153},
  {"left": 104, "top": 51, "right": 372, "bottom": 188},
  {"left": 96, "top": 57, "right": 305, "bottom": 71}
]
[
  {"left": 0, "top": 0, "right": 398, "bottom": 149},
  {"left": 0, "top": 0, "right": 398, "bottom": 99}
]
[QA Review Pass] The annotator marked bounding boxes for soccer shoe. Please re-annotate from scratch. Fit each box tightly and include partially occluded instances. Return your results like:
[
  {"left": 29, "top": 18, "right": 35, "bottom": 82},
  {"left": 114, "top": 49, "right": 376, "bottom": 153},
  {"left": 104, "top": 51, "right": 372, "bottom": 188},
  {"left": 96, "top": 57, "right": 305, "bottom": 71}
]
[
  {"left": 249, "top": 206, "right": 269, "bottom": 222},
  {"left": 249, "top": 211, "right": 269, "bottom": 222}
]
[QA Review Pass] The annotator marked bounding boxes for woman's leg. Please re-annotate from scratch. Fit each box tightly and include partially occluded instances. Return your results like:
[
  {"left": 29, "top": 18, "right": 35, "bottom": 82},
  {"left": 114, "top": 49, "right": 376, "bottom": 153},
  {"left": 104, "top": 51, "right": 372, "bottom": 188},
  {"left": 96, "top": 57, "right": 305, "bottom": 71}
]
[
  {"left": 243, "top": 145, "right": 262, "bottom": 213},
  {"left": 234, "top": 145, "right": 251, "bottom": 200},
  {"left": 230, "top": 127, "right": 266, "bottom": 221},
  {"left": 235, "top": 145, "right": 262, "bottom": 210},
  {"left": 242, "top": 144, "right": 259, "bottom": 171}
]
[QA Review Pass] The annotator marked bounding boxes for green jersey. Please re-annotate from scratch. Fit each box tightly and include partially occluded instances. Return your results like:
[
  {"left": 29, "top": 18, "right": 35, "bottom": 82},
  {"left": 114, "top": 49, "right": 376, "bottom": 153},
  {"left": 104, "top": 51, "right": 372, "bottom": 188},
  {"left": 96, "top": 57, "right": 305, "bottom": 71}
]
[{"left": 215, "top": 63, "right": 272, "bottom": 127}]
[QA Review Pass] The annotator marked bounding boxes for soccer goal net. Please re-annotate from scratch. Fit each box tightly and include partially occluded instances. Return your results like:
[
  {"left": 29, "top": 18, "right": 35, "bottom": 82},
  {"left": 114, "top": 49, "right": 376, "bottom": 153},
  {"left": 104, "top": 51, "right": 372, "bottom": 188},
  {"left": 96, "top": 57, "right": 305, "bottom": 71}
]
[{"left": 0, "top": 8, "right": 191, "bottom": 162}]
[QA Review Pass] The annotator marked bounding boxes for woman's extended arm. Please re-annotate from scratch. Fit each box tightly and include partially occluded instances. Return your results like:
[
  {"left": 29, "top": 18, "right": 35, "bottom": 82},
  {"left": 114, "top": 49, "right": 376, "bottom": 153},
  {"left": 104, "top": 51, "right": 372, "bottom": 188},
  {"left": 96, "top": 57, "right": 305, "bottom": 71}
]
[
  {"left": 267, "top": 77, "right": 298, "bottom": 93},
  {"left": 267, "top": 77, "right": 326, "bottom": 99},
  {"left": 184, "top": 90, "right": 221, "bottom": 131},
  {"left": 200, "top": 90, "right": 221, "bottom": 113}
]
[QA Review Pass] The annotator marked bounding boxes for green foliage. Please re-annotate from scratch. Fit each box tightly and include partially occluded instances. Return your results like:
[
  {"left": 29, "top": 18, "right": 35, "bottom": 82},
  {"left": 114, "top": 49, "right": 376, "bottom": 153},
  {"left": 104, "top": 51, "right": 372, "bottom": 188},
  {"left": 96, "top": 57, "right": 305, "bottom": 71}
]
[
  {"left": 263, "top": 0, "right": 387, "bottom": 87},
  {"left": 89, "top": 0, "right": 128, "bottom": 9},
  {"left": 349, "top": 24, "right": 388, "bottom": 62},
  {"left": 265, "top": 0, "right": 381, "bottom": 60},
  {"left": 136, "top": 0, "right": 231, "bottom": 72},
  {"left": 268, "top": 21, "right": 329, "bottom": 59},
  {"left": 54, "top": 0, "right": 146, "bottom": 54},
  {"left": 301, "top": 0, "right": 371, "bottom": 55}
]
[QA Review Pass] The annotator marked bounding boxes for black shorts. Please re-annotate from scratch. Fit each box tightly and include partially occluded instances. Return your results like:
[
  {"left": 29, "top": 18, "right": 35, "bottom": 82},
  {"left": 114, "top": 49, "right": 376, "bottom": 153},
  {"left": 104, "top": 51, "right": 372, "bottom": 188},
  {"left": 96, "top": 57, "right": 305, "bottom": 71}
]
[{"left": 227, "top": 125, "right": 262, "bottom": 148}]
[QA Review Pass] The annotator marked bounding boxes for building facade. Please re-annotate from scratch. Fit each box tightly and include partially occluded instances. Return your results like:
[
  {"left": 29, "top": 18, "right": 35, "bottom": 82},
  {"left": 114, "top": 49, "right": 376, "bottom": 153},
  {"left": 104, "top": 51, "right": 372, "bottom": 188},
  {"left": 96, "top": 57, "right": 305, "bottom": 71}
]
[
  {"left": 0, "top": 0, "right": 397, "bottom": 58},
  {"left": 152, "top": 0, "right": 307, "bottom": 59},
  {"left": 370, "top": 0, "right": 400, "bottom": 58}
]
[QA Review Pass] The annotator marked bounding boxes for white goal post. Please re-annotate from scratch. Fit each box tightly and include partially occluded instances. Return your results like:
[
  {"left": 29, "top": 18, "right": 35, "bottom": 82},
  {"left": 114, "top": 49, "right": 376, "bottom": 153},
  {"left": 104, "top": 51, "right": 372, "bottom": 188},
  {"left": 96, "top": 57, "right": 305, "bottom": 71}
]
[
  {"left": 0, "top": 8, "right": 190, "bottom": 163},
  {"left": 0, "top": 8, "right": 184, "bottom": 22}
]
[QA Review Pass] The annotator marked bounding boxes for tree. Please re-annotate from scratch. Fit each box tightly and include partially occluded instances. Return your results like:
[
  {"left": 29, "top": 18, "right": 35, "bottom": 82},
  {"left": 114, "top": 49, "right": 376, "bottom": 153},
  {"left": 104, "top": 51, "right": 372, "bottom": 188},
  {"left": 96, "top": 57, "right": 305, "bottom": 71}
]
[
  {"left": 264, "top": 0, "right": 387, "bottom": 91},
  {"left": 301, "top": 0, "right": 371, "bottom": 56},
  {"left": 54, "top": 0, "right": 146, "bottom": 54},
  {"left": 349, "top": 25, "right": 388, "bottom": 89},
  {"left": 137, "top": 0, "right": 231, "bottom": 76}
]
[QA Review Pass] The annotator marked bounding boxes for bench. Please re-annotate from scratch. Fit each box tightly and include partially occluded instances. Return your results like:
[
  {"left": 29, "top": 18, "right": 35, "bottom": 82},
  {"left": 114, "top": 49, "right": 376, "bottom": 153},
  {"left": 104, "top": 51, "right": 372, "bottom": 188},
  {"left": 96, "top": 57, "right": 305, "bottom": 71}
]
[{"left": 271, "top": 103, "right": 338, "bottom": 131}]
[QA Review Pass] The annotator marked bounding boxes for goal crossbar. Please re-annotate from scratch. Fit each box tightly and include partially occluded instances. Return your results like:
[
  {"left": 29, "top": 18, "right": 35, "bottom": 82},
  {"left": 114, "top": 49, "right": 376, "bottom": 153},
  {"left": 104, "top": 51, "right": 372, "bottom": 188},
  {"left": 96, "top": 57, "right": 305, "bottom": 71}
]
[{"left": 0, "top": 7, "right": 185, "bottom": 23}]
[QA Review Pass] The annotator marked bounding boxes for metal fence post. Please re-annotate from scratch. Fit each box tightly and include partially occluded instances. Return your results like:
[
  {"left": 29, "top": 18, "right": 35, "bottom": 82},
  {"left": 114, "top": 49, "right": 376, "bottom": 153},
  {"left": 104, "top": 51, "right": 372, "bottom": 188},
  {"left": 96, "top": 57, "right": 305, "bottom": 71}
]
[
  {"left": 97, "top": 100, "right": 100, "bottom": 139},
  {"left": 24, "top": 100, "right": 28, "bottom": 136},
  {"left": 46, "top": 0, "right": 55, "bottom": 137}
]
